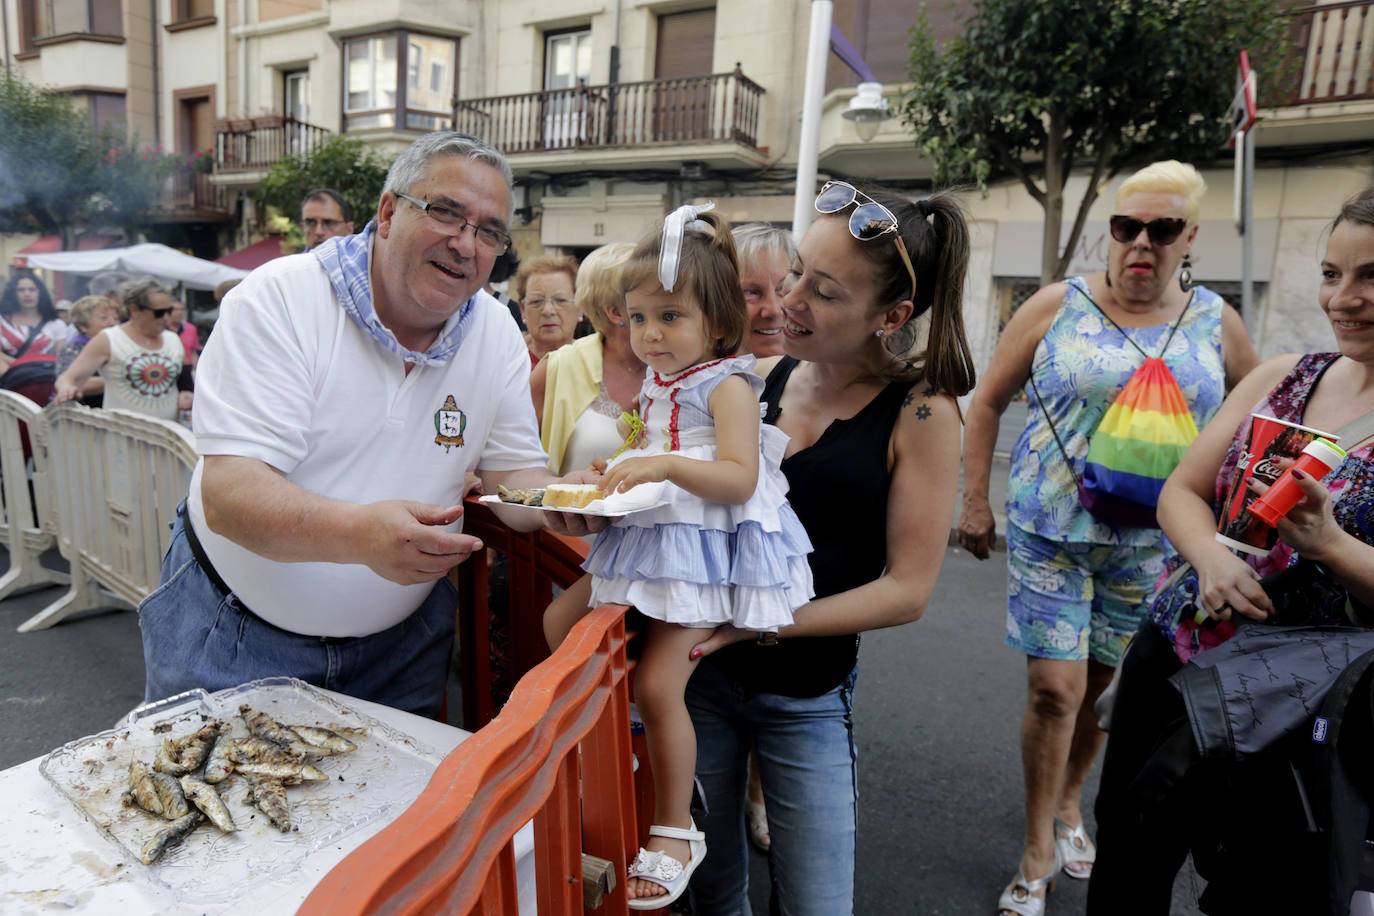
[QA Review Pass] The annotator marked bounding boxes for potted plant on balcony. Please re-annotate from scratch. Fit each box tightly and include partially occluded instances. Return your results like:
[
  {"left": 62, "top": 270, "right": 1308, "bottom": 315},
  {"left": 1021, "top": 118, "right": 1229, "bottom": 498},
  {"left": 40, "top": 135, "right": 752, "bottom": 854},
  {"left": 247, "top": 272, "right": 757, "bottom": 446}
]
[{"left": 190, "top": 147, "right": 215, "bottom": 175}]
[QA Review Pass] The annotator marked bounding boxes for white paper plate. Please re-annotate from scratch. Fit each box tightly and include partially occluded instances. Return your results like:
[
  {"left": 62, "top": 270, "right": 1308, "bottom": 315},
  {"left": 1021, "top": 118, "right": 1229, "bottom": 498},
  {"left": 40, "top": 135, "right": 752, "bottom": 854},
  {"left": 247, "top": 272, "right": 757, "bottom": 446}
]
[{"left": 478, "top": 480, "right": 669, "bottom": 517}]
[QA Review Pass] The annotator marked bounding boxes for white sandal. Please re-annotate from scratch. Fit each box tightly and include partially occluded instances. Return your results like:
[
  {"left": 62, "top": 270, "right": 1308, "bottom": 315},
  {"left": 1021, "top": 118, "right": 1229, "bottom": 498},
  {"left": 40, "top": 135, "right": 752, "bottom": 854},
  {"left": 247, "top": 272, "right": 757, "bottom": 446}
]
[
  {"left": 1053, "top": 816, "right": 1096, "bottom": 880},
  {"left": 746, "top": 798, "right": 770, "bottom": 851},
  {"left": 996, "top": 849, "right": 1059, "bottom": 916},
  {"left": 626, "top": 820, "right": 707, "bottom": 910}
]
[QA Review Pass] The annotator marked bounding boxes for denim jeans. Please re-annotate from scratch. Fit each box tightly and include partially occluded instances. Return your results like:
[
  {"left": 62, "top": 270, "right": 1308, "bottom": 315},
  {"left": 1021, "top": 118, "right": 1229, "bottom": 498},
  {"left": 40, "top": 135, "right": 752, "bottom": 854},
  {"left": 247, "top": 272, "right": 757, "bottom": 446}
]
[
  {"left": 686, "top": 659, "right": 859, "bottom": 916},
  {"left": 139, "top": 509, "right": 457, "bottom": 718}
]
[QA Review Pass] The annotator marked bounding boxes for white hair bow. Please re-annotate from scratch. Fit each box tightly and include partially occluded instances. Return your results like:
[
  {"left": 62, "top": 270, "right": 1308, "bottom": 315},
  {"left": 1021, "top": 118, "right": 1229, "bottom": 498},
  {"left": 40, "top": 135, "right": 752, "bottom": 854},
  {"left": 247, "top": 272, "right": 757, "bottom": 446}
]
[{"left": 658, "top": 201, "right": 715, "bottom": 293}]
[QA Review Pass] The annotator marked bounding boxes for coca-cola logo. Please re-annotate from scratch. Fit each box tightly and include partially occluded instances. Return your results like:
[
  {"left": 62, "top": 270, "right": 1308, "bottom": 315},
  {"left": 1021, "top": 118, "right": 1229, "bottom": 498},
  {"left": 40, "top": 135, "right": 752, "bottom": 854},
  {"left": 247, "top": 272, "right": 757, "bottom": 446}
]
[{"left": 1251, "top": 456, "right": 1284, "bottom": 483}]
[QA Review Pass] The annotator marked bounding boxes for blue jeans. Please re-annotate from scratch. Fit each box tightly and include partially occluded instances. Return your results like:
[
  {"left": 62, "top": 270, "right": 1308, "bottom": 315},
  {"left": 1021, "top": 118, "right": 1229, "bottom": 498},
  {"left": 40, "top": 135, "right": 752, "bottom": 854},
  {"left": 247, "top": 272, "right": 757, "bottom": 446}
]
[
  {"left": 138, "top": 509, "right": 456, "bottom": 718},
  {"left": 686, "top": 660, "right": 859, "bottom": 916}
]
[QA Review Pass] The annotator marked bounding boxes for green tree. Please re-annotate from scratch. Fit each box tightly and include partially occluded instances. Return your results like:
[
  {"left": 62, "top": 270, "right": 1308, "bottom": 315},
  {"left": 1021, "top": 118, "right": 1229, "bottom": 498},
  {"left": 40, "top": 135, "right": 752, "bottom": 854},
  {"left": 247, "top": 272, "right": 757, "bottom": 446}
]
[
  {"left": 0, "top": 70, "right": 181, "bottom": 248},
  {"left": 255, "top": 135, "right": 391, "bottom": 248},
  {"left": 0, "top": 70, "right": 102, "bottom": 250},
  {"left": 94, "top": 128, "right": 184, "bottom": 242},
  {"left": 901, "top": 0, "right": 1292, "bottom": 286}
]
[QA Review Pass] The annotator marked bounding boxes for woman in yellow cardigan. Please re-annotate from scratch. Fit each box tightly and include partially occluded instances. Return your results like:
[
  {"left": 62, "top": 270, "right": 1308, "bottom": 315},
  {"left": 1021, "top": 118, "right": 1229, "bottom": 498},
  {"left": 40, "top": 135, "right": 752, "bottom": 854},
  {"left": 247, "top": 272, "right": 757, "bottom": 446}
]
[{"left": 531, "top": 242, "right": 642, "bottom": 475}]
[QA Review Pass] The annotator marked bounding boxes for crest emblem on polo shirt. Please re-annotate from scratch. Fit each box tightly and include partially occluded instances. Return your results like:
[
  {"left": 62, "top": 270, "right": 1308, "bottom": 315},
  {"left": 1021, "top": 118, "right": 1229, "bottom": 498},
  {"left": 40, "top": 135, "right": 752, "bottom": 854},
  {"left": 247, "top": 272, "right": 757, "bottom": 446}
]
[{"left": 434, "top": 395, "right": 466, "bottom": 451}]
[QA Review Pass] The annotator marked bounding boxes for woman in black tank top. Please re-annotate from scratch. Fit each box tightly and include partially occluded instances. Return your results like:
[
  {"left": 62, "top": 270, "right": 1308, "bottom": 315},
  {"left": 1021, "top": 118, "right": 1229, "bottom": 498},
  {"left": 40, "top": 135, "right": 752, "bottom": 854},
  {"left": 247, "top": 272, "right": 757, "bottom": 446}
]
[{"left": 684, "top": 183, "right": 977, "bottom": 914}]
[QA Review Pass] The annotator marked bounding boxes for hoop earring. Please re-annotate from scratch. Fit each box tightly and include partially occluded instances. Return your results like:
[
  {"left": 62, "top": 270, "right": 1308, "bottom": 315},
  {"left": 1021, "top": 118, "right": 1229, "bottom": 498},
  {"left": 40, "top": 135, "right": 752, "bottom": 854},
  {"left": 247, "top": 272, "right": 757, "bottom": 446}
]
[{"left": 1179, "top": 254, "right": 1194, "bottom": 292}]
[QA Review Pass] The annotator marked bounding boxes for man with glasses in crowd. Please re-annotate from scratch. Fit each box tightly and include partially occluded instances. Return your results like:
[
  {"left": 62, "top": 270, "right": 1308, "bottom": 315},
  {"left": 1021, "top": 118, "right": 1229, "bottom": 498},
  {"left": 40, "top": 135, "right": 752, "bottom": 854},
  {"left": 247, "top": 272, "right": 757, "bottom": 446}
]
[
  {"left": 300, "top": 188, "right": 355, "bottom": 250},
  {"left": 140, "top": 133, "right": 600, "bottom": 717}
]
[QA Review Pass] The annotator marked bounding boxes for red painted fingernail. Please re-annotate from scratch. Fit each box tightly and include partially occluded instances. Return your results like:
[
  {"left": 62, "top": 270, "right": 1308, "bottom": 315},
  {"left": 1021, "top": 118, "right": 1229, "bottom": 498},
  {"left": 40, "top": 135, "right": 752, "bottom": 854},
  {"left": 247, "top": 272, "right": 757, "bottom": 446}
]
[{"left": 1292, "top": 469, "right": 1307, "bottom": 480}]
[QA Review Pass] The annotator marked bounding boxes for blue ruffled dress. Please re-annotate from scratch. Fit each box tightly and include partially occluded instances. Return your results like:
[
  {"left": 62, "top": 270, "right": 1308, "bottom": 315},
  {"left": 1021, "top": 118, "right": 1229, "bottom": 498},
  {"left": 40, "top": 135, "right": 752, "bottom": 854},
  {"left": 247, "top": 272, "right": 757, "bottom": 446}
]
[{"left": 583, "top": 355, "right": 814, "bottom": 631}]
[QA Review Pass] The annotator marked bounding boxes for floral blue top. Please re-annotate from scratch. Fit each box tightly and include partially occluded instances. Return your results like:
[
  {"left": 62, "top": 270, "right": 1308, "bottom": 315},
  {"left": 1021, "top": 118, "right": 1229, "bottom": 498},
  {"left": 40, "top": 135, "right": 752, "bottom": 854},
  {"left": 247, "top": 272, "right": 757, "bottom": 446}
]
[{"left": 1006, "top": 277, "right": 1227, "bottom": 546}]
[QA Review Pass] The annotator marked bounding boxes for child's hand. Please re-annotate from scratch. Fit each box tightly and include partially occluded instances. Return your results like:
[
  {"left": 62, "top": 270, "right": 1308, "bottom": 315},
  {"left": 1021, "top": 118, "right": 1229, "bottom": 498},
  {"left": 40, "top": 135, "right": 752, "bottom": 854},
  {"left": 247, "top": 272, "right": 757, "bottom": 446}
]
[{"left": 599, "top": 455, "right": 672, "bottom": 494}]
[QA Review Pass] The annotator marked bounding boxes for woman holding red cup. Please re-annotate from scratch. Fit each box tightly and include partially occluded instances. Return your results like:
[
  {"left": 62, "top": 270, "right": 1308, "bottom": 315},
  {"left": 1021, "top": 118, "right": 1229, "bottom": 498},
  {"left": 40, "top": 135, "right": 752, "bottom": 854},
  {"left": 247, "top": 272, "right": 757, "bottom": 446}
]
[{"left": 1088, "top": 188, "right": 1374, "bottom": 913}]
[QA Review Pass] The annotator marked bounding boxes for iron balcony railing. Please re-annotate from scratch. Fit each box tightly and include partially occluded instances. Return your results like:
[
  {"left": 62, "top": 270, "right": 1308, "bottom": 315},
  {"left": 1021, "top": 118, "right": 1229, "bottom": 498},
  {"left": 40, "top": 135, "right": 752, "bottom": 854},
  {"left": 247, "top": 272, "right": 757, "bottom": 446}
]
[
  {"left": 454, "top": 66, "right": 765, "bottom": 154},
  {"left": 215, "top": 115, "right": 333, "bottom": 172},
  {"left": 154, "top": 164, "right": 230, "bottom": 218}
]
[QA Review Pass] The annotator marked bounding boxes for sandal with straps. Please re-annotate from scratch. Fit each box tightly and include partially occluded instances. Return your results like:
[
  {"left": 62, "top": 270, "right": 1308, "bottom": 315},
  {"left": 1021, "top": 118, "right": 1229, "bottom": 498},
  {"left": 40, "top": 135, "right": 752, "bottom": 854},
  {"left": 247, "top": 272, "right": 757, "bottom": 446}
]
[
  {"left": 996, "top": 848, "right": 1060, "bottom": 916},
  {"left": 1053, "top": 817, "right": 1096, "bottom": 880},
  {"left": 626, "top": 820, "right": 707, "bottom": 911}
]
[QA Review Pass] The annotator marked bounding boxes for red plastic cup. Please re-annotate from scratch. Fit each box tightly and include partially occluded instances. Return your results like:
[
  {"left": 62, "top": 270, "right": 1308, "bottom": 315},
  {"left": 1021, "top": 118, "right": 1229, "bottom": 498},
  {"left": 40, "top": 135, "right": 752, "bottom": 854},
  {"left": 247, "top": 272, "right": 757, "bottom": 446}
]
[
  {"left": 1215, "top": 414, "right": 1336, "bottom": 556},
  {"left": 1246, "top": 438, "right": 1347, "bottom": 526}
]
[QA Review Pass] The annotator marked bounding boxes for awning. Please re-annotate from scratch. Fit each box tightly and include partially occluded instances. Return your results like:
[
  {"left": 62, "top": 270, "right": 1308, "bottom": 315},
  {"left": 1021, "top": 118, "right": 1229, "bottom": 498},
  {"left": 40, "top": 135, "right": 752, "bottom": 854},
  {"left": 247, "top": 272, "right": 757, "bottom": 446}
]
[
  {"left": 214, "top": 235, "right": 289, "bottom": 271},
  {"left": 22, "top": 243, "right": 248, "bottom": 291},
  {"left": 11, "top": 233, "right": 123, "bottom": 267}
]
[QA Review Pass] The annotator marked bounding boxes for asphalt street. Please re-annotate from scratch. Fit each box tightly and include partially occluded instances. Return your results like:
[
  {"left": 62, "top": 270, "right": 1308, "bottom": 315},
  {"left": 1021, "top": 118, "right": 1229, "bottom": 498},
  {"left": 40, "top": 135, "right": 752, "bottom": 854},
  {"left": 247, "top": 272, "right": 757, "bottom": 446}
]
[{"left": 0, "top": 529, "right": 1207, "bottom": 914}]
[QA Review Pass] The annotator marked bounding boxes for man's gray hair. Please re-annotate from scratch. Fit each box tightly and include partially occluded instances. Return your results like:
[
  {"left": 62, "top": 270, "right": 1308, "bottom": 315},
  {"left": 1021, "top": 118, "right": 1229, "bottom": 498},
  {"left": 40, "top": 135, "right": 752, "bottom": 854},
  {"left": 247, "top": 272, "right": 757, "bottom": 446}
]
[
  {"left": 383, "top": 133, "right": 513, "bottom": 201},
  {"left": 118, "top": 276, "right": 169, "bottom": 311}
]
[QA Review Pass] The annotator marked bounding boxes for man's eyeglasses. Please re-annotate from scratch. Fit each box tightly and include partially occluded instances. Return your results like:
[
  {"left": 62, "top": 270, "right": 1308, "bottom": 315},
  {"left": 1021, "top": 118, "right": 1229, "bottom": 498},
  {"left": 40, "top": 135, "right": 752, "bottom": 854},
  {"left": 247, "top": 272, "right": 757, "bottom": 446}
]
[
  {"left": 302, "top": 218, "right": 344, "bottom": 231},
  {"left": 395, "top": 192, "right": 512, "bottom": 255},
  {"left": 523, "top": 297, "right": 574, "bottom": 310},
  {"left": 1108, "top": 215, "right": 1187, "bottom": 247},
  {"left": 814, "top": 181, "right": 917, "bottom": 301},
  {"left": 145, "top": 306, "right": 173, "bottom": 318}
]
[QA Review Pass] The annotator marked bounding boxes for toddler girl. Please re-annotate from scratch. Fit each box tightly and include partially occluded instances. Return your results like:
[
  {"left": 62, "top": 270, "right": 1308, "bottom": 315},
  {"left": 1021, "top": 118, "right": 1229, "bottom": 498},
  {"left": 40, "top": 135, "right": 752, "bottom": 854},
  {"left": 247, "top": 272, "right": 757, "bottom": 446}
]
[{"left": 543, "top": 204, "right": 813, "bottom": 909}]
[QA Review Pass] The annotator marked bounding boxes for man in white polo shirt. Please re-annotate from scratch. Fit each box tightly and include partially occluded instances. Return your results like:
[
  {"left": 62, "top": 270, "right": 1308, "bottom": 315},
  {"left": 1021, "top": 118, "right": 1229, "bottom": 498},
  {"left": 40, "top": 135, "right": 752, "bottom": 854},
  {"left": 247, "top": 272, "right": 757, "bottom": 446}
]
[{"left": 139, "top": 133, "right": 593, "bottom": 717}]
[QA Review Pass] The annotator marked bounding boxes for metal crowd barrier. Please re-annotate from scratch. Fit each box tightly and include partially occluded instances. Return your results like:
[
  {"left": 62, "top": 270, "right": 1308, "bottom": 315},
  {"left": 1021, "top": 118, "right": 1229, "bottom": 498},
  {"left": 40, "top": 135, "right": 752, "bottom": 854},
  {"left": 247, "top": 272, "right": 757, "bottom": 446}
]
[
  {"left": 0, "top": 391, "right": 67, "bottom": 606},
  {"left": 16, "top": 402, "right": 196, "bottom": 632}
]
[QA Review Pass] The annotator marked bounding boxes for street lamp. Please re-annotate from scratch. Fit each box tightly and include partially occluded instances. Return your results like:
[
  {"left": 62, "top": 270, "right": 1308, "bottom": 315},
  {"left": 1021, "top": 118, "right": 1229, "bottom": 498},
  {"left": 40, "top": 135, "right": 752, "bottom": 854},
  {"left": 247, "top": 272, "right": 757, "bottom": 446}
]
[{"left": 843, "top": 81, "right": 893, "bottom": 143}]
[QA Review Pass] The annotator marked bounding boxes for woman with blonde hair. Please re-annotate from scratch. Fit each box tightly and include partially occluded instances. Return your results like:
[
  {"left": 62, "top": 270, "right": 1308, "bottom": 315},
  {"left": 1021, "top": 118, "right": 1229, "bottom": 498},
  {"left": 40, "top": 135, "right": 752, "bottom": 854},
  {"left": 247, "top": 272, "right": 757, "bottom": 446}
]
[
  {"left": 957, "top": 160, "right": 1259, "bottom": 916},
  {"left": 531, "top": 242, "right": 642, "bottom": 474}
]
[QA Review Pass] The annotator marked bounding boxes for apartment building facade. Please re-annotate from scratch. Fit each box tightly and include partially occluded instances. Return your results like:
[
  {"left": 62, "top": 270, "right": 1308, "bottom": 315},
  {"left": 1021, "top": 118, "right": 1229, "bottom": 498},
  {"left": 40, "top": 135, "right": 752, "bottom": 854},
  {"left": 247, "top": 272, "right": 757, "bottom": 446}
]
[{"left": 3, "top": 0, "right": 1372, "bottom": 368}]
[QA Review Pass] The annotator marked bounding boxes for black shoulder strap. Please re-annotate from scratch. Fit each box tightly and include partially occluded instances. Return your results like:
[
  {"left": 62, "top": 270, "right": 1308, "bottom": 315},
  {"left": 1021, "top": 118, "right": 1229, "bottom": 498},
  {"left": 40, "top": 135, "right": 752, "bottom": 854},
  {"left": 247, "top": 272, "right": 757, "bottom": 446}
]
[
  {"left": 12, "top": 323, "right": 42, "bottom": 360},
  {"left": 761, "top": 356, "right": 798, "bottom": 426},
  {"left": 1079, "top": 282, "right": 1194, "bottom": 360}
]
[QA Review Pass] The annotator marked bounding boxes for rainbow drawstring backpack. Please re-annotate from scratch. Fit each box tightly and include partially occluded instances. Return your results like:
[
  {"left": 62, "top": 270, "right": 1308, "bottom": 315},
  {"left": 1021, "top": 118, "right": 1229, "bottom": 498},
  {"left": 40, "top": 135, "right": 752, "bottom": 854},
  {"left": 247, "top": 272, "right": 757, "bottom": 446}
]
[{"left": 1033, "top": 292, "right": 1198, "bottom": 529}]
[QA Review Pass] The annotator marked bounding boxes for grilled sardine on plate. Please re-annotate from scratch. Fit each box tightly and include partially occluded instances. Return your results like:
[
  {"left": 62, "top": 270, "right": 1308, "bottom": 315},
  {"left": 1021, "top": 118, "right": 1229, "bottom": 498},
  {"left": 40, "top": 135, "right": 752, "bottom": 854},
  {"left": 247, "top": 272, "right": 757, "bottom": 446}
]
[
  {"left": 139, "top": 810, "right": 204, "bottom": 865},
  {"left": 179, "top": 775, "right": 237, "bottom": 833},
  {"left": 124, "top": 760, "right": 190, "bottom": 820},
  {"left": 245, "top": 777, "right": 293, "bottom": 832}
]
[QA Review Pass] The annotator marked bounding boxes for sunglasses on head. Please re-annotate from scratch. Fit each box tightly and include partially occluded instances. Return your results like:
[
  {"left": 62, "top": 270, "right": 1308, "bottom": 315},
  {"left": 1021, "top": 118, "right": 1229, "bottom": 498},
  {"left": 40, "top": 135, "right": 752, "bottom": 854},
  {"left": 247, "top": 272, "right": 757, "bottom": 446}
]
[
  {"left": 814, "top": 181, "right": 918, "bottom": 301},
  {"left": 1109, "top": 215, "right": 1187, "bottom": 247}
]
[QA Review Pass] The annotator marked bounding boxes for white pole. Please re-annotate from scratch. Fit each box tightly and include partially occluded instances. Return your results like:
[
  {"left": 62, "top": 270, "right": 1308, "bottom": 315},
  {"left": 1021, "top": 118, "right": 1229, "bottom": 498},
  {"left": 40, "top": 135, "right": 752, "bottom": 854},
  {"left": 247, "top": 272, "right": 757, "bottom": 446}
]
[
  {"left": 791, "top": 0, "right": 834, "bottom": 243},
  {"left": 1242, "top": 126, "right": 1255, "bottom": 326}
]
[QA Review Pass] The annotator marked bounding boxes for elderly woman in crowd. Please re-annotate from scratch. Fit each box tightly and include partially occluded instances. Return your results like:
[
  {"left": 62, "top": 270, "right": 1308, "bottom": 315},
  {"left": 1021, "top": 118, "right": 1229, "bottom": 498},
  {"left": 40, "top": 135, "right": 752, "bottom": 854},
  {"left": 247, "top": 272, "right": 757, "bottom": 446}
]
[
  {"left": 1087, "top": 188, "right": 1374, "bottom": 914},
  {"left": 55, "top": 295, "right": 120, "bottom": 408},
  {"left": 687, "top": 181, "right": 975, "bottom": 912},
  {"left": 957, "top": 160, "right": 1258, "bottom": 916},
  {"left": 54, "top": 277, "right": 191, "bottom": 420},
  {"left": 517, "top": 255, "right": 581, "bottom": 367},
  {"left": 732, "top": 223, "right": 793, "bottom": 359},
  {"left": 530, "top": 242, "right": 640, "bottom": 475}
]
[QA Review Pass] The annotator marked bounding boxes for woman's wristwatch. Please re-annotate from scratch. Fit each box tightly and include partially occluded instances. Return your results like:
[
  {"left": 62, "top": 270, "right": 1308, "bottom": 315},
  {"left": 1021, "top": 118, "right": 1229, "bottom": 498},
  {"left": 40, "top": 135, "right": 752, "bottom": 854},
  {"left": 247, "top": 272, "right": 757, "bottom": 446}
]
[{"left": 756, "top": 631, "right": 779, "bottom": 647}]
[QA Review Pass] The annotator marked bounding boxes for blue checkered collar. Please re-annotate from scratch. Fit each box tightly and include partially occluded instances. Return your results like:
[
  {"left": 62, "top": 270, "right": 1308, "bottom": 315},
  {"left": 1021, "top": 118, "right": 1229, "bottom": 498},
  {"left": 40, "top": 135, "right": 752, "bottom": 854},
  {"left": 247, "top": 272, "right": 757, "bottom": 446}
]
[{"left": 312, "top": 220, "right": 476, "bottom": 367}]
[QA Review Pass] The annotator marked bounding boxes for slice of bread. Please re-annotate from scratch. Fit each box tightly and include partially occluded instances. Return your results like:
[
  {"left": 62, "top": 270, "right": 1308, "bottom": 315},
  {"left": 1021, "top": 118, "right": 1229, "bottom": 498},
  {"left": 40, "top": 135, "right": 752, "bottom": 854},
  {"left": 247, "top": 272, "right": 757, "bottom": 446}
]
[{"left": 541, "top": 483, "right": 604, "bottom": 509}]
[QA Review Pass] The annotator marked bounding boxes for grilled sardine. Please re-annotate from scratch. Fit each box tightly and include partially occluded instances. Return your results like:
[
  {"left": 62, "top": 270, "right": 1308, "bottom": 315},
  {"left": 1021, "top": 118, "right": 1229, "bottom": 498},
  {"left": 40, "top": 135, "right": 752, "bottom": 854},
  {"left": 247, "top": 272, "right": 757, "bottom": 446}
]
[
  {"left": 245, "top": 777, "right": 292, "bottom": 832},
  {"left": 179, "top": 775, "right": 236, "bottom": 833},
  {"left": 124, "top": 760, "right": 189, "bottom": 820},
  {"left": 153, "top": 722, "right": 222, "bottom": 776},
  {"left": 202, "top": 735, "right": 236, "bottom": 783},
  {"left": 286, "top": 725, "right": 358, "bottom": 754},
  {"left": 234, "top": 759, "right": 328, "bottom": 782},
  {"left": 139, "top": 810, "right": 204, "bottom": 865}
]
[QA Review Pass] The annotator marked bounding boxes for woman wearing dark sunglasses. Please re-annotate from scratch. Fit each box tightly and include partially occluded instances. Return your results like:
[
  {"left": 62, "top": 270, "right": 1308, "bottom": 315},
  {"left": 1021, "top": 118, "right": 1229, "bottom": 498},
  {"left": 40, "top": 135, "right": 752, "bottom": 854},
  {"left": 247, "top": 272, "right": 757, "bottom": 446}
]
[
  {"left": 956, "top": 161, "right": 1258, "bottom": 916},
  {"left": 686, "top": 180, "right": 976, "bottom": 913},
  {"left": 55, "top": 275, "right": 192, "bottom": 420}
]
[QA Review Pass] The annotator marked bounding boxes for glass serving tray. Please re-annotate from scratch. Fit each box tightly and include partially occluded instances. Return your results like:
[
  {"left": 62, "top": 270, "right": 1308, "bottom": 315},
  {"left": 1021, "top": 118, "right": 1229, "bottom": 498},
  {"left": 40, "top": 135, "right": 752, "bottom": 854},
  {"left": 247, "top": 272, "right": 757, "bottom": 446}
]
[{"left": 38, "top": 676, "right": 441, "bottom": 907}]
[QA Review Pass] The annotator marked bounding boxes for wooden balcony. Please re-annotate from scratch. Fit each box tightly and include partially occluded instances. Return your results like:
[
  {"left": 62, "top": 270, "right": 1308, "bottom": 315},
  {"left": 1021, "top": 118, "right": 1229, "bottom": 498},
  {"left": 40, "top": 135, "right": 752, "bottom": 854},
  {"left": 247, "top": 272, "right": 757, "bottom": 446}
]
[
  {"left": 1284, "top": 0, "right": 1374, "bottom": 104},
  {"left": 214, "top": 115, "right": 333, "bottom": 173},
  {"left": 454, "top": 67, "right": 765, "bottom": 156},
  {"left": 152, "top": 164, "right": 231, "bottom": 222}
]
